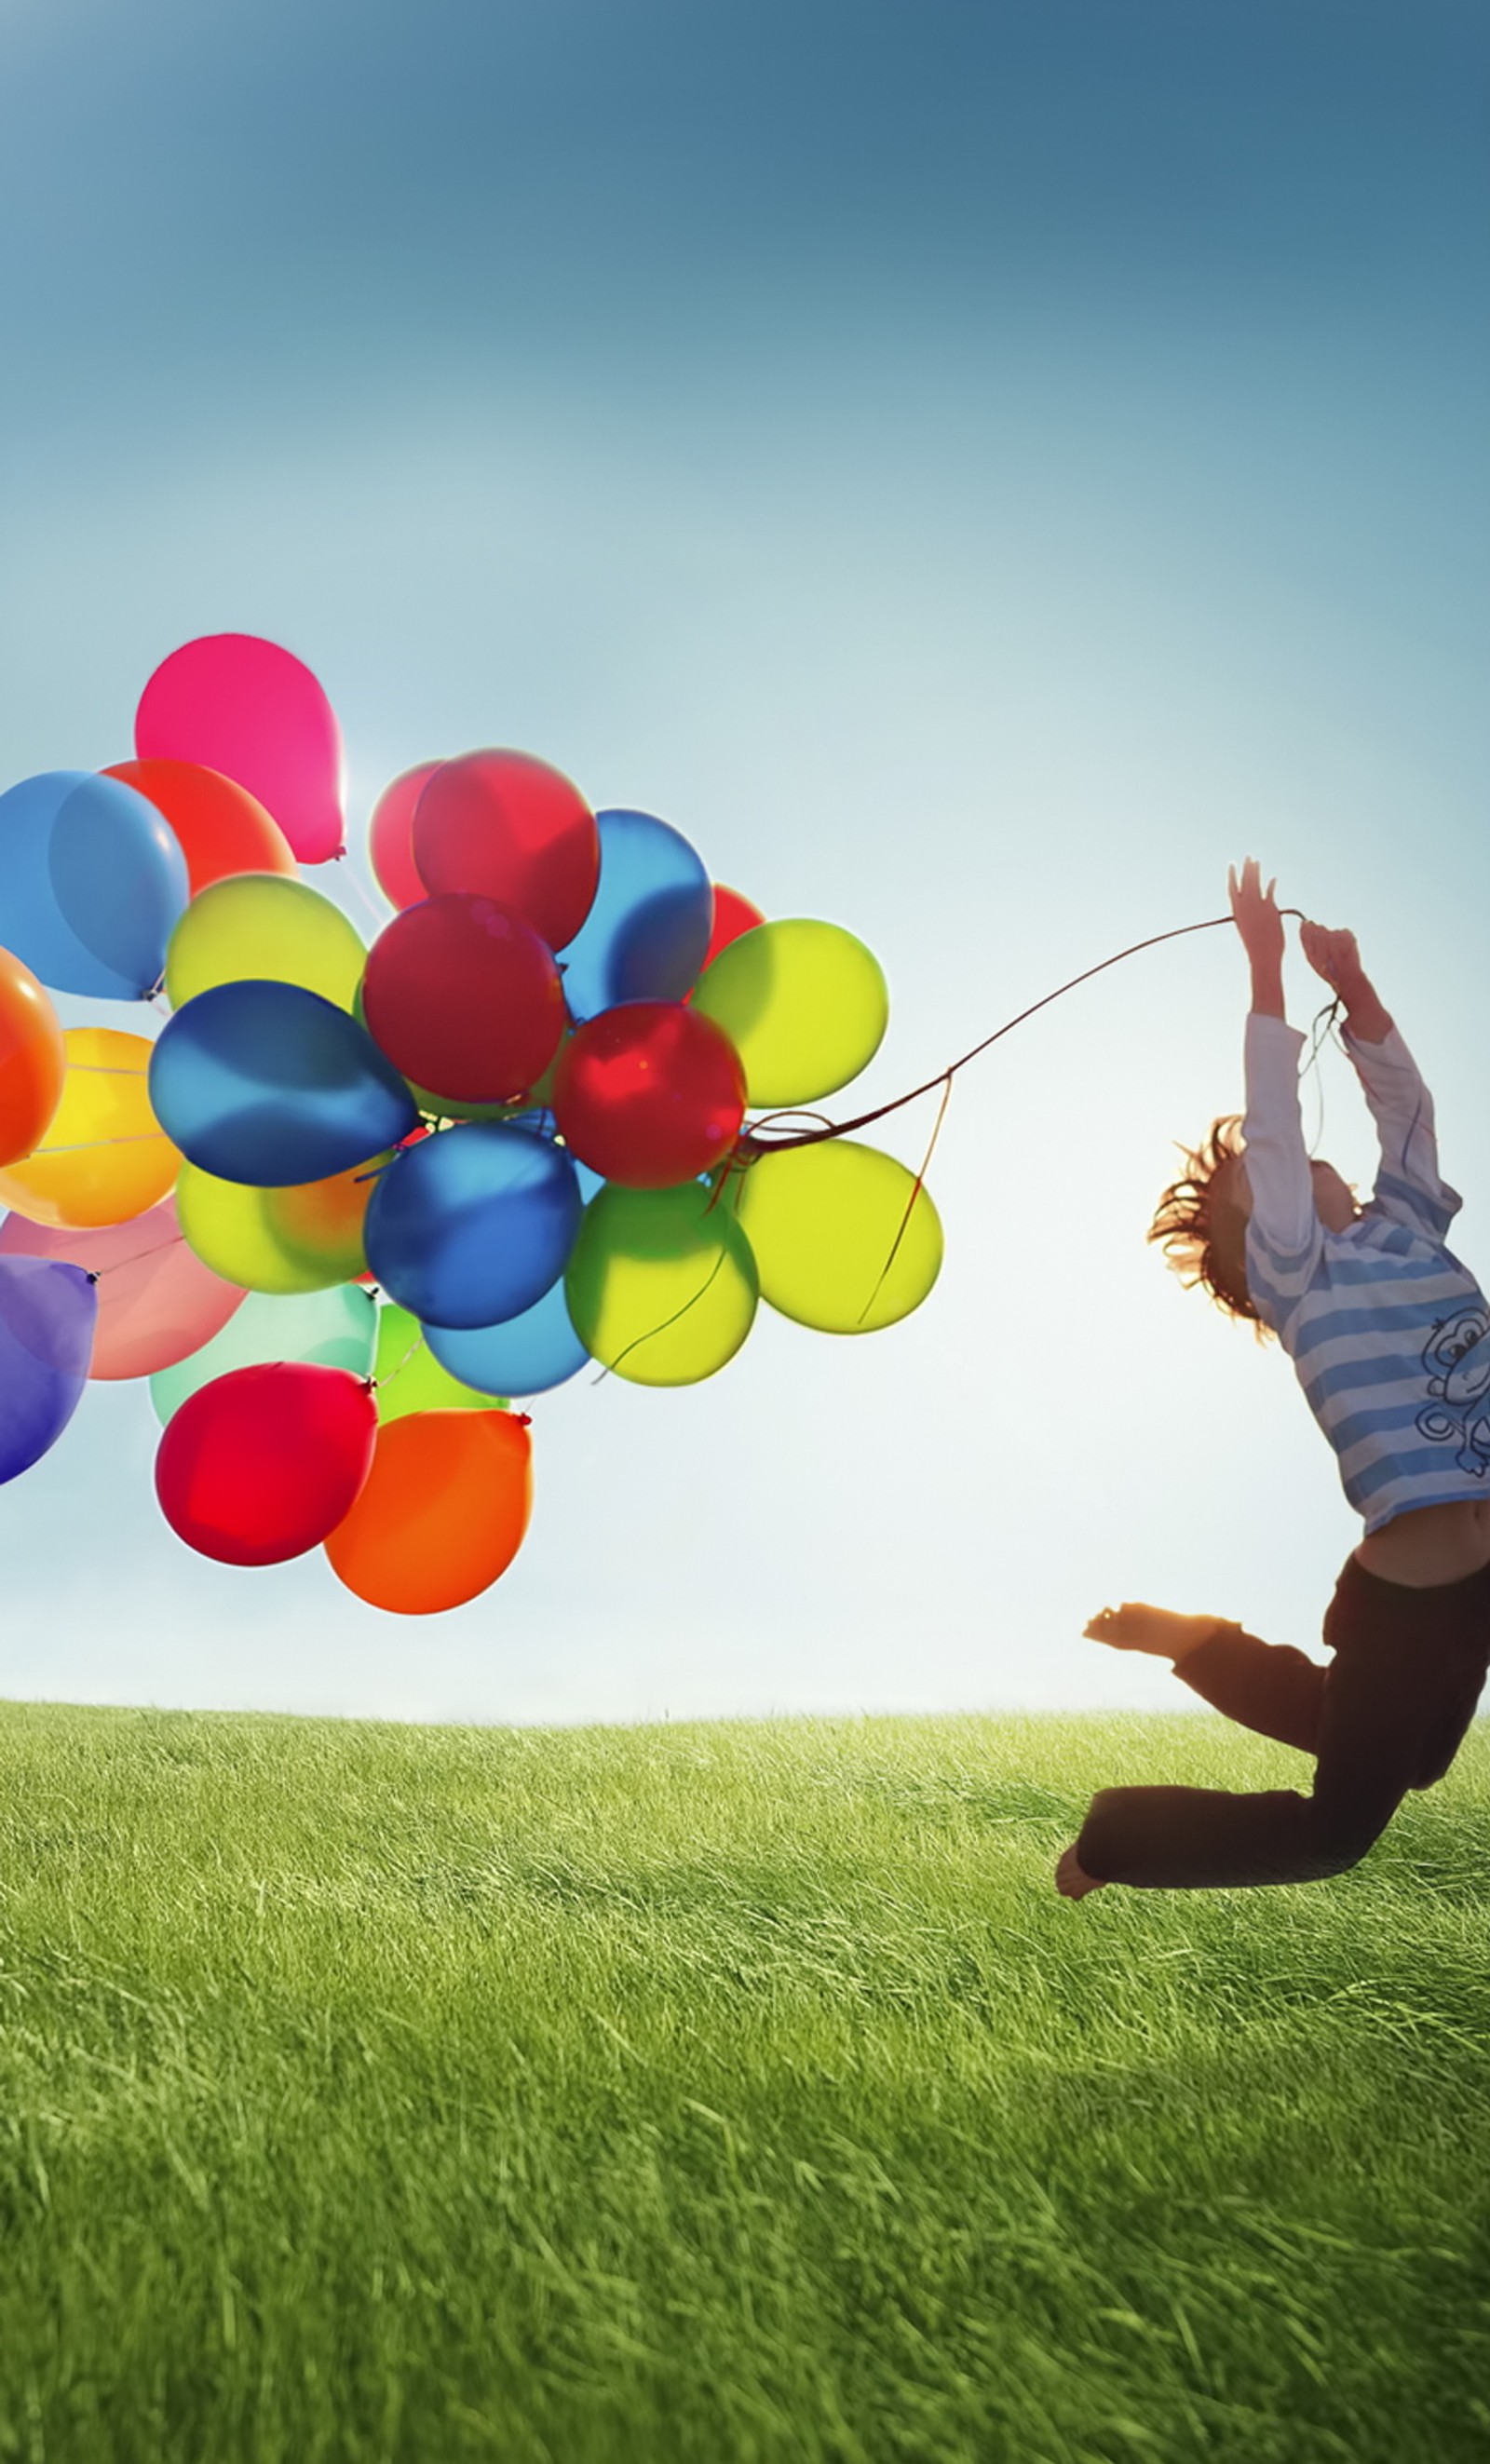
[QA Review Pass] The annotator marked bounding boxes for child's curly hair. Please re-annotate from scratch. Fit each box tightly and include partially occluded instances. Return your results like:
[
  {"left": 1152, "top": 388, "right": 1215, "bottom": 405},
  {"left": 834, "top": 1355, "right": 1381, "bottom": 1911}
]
[{"left": 1148, "top": 1115, "right": 1271, "bottom": 1339}]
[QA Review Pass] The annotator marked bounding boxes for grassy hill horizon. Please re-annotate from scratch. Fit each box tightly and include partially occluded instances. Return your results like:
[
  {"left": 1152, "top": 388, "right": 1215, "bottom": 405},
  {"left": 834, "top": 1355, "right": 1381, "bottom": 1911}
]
[{"left": 3, "top": 1697, "right": 1488, "bottom": 2462}]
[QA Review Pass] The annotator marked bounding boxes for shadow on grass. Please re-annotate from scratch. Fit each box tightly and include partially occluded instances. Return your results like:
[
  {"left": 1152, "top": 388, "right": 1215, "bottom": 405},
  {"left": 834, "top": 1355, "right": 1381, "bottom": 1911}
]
[{"left": 847, "top": 1771, "right": 1087, "bottom": 1829}]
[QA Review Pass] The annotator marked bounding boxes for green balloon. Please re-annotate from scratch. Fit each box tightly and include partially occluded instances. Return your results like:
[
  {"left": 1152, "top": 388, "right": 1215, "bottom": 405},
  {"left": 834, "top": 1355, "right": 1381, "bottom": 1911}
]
[
  {"left": 372, "top": 1304, "right": 508, "bottom": 1422},
  {"left": 565, "top": 1180, "right": 758, "bottom": 1387},
  {"left": 150, "top": 1285, "right": 377, "bottom": 1426}
]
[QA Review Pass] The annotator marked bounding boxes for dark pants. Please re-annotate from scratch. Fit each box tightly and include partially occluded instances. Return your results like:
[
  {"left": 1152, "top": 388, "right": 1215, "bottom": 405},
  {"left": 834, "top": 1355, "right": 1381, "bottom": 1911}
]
[{"left": 1075, "top": 1552, "right": 1490, "bottom": 1889}]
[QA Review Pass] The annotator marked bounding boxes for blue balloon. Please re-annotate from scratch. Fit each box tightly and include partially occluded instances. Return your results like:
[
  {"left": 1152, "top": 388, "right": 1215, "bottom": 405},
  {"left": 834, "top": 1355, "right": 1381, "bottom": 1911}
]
[
  {"left": 365, "top": 1123, "right": 582, "bottom": 1330},
  {"left": 506, "top": 1106, "right": 604, "bottom": 1204},
  {"left": 0, "top": 1256, "right": 97, "bottom": 1483},
  {"left": 0, "top": 770, "right": 189, "bottom": 999},
  {"left": 556, "top": 807, "right": 713, "bottom": 1023},
  {"left": 571, "top": 1151, "right": 605, "bottom": 1205},
  {"left": 149, "top": 981, "right": 419, "bottom": 1185},
  {"left": 424, "top": 1274, "right": 590, "bottom": 1397}
]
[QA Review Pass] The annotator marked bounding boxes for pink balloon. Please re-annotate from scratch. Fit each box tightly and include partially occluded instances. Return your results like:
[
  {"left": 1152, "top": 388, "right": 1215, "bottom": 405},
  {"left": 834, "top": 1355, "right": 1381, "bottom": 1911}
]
[
  {"left": 134, "top": 634, "right": 345, "bottom": 865},
  {"left": 0, "top": 1196, "right": 246, "bottom": 1380}
]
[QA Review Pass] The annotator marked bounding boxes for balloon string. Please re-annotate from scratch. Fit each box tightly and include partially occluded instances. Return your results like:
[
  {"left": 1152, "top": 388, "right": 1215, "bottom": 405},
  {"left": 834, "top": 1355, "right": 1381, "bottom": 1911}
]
[
  {"left": 90, "top": 1229, "right": 189, "bottom": 1278},
  {"left": 66, "top": 1065, "right": 152, "bottom": 1077},
  {"left": 23, "top": 1134, "right": 169, "bottom": 1156},
  {"left": 1301, "top": 995, "right": 1345, "bottom": 1157},
  {"left": 855, "top": 1069, "right": 953, "bottom": 1327},
  {"left": 332, "top": 853, "right": 391, "bottom": 936},
  {"left": 373, "top": 1331, "right": 427, "bottom": 1389},
  {"left": 589, "top": 1247, "right": 730, "bottom": 1385},
  {"left": 737, "top": 910, "right": 1306, "bottom": 1158},
  {"left": 593, "top": 913, "right": 1290, "bottom": 1378}
]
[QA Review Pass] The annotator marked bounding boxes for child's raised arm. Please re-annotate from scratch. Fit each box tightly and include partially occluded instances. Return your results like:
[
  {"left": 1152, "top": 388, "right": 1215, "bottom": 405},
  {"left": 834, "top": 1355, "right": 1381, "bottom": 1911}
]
[
  {"left": 1299, "top": 924, "right": 1392, "bottom": 1045},
  {"left": 1301, "top": 918, "right": 1459, "bottom": 1240},
  {"left": 1230, "top": 860, "right": 1321, "bottom": 1284},
  {"left": 1228, "top": 858, "right": 1286, "bottom": 1019}
]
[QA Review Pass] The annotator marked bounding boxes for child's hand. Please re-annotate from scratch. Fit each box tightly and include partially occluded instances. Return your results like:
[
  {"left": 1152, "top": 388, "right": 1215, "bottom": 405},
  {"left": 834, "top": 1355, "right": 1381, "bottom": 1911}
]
[
  {"left": 1300, "top": 921, "right": 1364, "bottom": 995},
  {"left": 1227, "top": 858, "right": 1285, "bottom": 966}
]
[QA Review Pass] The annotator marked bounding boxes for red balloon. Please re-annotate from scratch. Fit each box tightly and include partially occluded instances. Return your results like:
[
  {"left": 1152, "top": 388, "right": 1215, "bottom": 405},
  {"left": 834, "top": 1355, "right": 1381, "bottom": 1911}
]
[
  {"left": 102, "top": 759, "right": 297, "bottom": 896},
  {"left": 361, "top": 895, "right": 567, "bottom": 1104},
  {"left": 700, "top": 885, "right": 765, "bottom": 973},
  {"left": 155, "top": 1361, "right": 377, "bottom": 1565},
  {"left": 368, "top": 762, "right": 440, "bottom": 910},
  {"left": 552, "top": 1002, "right": 747, "bottom": 1188},
  {"left": 412, "top": 751, "right": 599, "bottom": 949}
]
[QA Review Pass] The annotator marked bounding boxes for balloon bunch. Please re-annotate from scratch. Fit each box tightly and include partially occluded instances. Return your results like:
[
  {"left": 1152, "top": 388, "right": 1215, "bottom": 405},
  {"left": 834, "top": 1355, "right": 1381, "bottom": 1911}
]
[{"left": 0, "top": 634, "right": 943, "bottom": 1614}]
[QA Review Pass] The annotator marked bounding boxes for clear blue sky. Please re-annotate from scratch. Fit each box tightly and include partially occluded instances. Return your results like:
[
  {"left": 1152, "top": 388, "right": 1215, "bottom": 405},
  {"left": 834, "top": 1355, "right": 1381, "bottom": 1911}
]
[{"left": 2, "top": 0, "right": 1487, "bottom": 1723}]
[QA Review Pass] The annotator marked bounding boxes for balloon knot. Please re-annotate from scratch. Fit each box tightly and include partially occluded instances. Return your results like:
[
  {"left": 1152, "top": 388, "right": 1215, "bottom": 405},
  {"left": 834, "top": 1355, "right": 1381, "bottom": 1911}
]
[
  {"left": 512, "top": 1412, "right": 533, "bottom": 1428},
  {"left": 86, "top": 1271, "right": 101, "bottom": 1284}
]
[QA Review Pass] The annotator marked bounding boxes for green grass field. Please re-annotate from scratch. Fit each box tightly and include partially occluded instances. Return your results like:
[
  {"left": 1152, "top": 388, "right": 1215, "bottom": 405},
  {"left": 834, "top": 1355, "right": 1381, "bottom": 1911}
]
[{"left": 2, "top": 1700, "right": 1488, "bottom": 2464}]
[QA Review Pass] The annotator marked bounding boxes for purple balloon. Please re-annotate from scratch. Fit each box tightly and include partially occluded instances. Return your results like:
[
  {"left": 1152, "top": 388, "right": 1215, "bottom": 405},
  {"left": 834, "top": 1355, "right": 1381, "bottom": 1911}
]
[{"left": 0, "top": 1256, "right": 98, "bottom": 1484}]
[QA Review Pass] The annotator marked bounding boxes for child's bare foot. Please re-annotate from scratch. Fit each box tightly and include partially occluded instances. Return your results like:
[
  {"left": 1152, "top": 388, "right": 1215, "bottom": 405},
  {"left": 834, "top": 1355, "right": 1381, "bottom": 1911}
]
[
  {"left": 1055, "top": 1843, "right": 1108, "bottom": 1899},
  {"left": 1084, "top": 1602, "right": 1233, "bottom": 1662}
]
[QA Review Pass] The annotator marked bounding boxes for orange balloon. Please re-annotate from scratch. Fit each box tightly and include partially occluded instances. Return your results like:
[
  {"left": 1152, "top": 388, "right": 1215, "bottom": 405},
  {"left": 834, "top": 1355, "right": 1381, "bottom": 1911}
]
[
  {"left": 324, "top": 1408, "right": 533, "bottom": 1614},
  {"left": 0, "top": 947, "right": 65, "bottom": 1167},
  {"left": 102, "top": 759, "right": 297, "bottom": 896}
]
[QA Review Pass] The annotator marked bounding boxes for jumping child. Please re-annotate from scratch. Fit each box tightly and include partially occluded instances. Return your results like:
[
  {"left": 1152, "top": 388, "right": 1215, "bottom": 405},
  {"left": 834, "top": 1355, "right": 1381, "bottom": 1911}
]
[{"left": 1057, "top": 856, "right": 1490, "bottom": 1896}]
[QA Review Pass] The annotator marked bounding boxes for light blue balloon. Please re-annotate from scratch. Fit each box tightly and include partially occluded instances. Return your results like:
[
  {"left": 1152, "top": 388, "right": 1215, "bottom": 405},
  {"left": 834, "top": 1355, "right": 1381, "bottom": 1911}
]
[
  {"left": 423, "top": 1275, "right": 589, "bottom": 1397},
  {"left": 0, "top": 770, "right": 189, "bottom": 999},
  {"left": 556, "top": 807, "right": 713, "bottom": 1023},
  {"left": 150, "top": 1285, "right": 377, "bottom": 1426},
  {"left": 570, "top": 1150, "right": 604, "bottom": 1205}
]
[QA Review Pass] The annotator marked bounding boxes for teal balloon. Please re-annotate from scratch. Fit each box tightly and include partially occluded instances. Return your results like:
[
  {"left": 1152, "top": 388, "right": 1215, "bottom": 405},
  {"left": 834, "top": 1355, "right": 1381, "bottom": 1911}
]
[
  {"left": 150, "top": 1284, "right": 376, "bottom": 1425},
  {"left": 0, "top": 770, "right": 188, "bottom": 999}
]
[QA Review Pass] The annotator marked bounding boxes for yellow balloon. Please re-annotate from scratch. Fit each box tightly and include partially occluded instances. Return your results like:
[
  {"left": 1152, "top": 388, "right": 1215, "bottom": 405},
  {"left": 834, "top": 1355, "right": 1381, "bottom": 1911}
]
[
  {"left": 732, "top": 1140, "right": 942, "bottom": 1333},
  {"left": 691, "top": 918, "right": 888, "bottom": 1107},
  {"left": 177, "top": 1156, "right": 374, "bottom": 1293},
  {"left": 165, "top": 874, "right": 367, "bottom": 1010},
  {"left": 565, "top": 1180, "right": 758, "bottom": 1386},
  {"left": 0, "top": 1028, "right": 179, "bottom": 1227}
]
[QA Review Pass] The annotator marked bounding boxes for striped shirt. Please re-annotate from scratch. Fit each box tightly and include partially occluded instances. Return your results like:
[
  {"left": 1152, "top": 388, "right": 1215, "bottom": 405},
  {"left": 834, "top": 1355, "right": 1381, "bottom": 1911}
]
[{"left": 1242, "top": 1012, "right": 1490, "bottom": 1535}]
